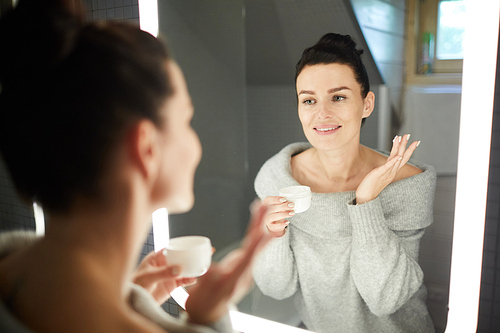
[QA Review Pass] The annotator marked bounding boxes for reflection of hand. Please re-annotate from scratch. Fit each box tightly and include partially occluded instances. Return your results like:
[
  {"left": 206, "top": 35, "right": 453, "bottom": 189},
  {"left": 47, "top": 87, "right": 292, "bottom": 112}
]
[
  {"left": 356, "top": 134, "right": 420, "bottom": 205},
  {"left": 132, "top": 249, "right": 197, "bottom": 305},
  {"left": 185, "top": 201, "right": 272, "bottom": 325},
  {"left": 262, "top": 196, "right": 296, "bottom": 237}
]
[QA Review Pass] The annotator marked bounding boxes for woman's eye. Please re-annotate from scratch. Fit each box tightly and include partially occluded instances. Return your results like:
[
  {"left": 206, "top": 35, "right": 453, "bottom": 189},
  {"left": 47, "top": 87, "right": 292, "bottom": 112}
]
[
  {"left": 303, "top": 99, "right": 315, "bottom": 105},
  {"left": 333, "top": 96, "right": 346, "bottom": 102}
]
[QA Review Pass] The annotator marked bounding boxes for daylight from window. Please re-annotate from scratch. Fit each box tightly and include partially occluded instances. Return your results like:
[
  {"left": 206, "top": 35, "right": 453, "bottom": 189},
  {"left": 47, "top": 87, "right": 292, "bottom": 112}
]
[{"left": 436, "top": 0, "right": 465, "bottom": 60}]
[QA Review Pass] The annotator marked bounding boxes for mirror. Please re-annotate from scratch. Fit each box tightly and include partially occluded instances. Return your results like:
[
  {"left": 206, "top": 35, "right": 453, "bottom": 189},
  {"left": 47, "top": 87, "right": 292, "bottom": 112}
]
[{"left": 150, "top": 0, "right": 497, "bottom": 332}]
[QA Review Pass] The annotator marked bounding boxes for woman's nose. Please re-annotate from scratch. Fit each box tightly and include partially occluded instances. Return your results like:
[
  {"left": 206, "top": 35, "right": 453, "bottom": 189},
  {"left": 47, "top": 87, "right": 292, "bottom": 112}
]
[{"left": 316, "top": 102, "right": 333, "bottom": 118}]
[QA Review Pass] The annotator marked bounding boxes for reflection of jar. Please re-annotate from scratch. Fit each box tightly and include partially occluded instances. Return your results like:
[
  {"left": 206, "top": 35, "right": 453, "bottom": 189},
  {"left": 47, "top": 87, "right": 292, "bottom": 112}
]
[
  {"left": 419, "top": 32, "right": 435, "bottom": 74},
  {"left": 279, "top": 186, "right": 312, "bottom": 213}
]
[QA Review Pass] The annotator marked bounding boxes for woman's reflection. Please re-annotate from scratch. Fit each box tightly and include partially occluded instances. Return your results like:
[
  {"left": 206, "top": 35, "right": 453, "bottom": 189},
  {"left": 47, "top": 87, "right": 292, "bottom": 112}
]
[{"left": 252, "top": 33, "right": 436, "bottom": 333}]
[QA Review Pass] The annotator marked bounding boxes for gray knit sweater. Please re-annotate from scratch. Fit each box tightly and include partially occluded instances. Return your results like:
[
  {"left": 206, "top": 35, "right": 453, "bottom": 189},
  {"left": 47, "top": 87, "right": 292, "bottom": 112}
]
[{"left": 252, "top": 142, "right": 436, "bottom": 333}]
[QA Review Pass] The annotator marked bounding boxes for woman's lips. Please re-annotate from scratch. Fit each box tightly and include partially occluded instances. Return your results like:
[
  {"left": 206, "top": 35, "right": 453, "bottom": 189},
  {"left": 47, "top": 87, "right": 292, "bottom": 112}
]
[{"left": 313, "top": 125, "right": 341, "bottom": 135}]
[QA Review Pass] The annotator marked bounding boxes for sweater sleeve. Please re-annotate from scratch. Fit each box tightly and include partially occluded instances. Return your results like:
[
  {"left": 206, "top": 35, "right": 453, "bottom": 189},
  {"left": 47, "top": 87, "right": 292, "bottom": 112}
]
[
  {"left": 252, "top": 230, "right": 298, "bottom": 299},
  {"left": 252, "top": 146, "right": 303, "bottom": 299},
  {"left": 346, "top": 168, "right": 436, "bottom": 316}
]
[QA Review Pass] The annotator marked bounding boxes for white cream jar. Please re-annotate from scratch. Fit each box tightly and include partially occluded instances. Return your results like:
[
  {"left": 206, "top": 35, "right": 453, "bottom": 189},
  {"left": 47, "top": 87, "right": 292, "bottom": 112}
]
[
  {"left": 279, "top": 185, "right": 312, "bottom": 213},
  {"left": 164, "top": 236, "right": 212, "bottom": 278}
]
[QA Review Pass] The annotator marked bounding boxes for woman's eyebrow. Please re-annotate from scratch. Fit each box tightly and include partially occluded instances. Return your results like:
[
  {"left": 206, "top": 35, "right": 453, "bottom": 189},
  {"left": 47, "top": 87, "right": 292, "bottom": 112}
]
[
  {"left": 298, "top": 86, "right": 351, "bottom": 96},
  {"left": 327, "top": 86, "right": 351, "bottom": 93}
]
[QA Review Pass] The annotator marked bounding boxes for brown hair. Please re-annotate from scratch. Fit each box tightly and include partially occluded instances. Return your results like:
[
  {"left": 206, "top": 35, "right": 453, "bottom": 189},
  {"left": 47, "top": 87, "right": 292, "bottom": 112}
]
[{"left": 0, "top": 0, "right": 173, "bottom": 213}]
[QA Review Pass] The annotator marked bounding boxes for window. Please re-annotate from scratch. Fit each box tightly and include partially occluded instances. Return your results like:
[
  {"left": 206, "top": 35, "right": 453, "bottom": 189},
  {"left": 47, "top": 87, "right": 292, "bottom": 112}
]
[
  {"left": 436, "top": 0, "right": 465, "bottom": 60},
  {"left": 417, "top": 0, "right": 464, "bottom": 74}
]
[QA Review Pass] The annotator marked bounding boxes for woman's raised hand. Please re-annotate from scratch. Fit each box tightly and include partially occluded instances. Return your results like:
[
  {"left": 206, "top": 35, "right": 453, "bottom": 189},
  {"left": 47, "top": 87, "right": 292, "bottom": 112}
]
[
  {"left": 355, "top": 134, "right": 420, "bottom": 205},
  {"left": 261, "top": 196, "right": 296, "bottom": 237},
  {"left": 132, "top": 249, "right": 197, "bottom": 305},
  {"left": 184, "top": 201, "right": 273, "bottom": 325}
]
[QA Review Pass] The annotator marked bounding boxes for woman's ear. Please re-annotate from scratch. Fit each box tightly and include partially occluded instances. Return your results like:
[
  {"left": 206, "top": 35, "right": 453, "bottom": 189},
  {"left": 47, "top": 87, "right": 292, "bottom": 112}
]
[
  {"left": 362, "top": 91, "right": 375, "bottom": 118},
  {"left": 127, "top": 119, "right": 161, "bottom": 183}
]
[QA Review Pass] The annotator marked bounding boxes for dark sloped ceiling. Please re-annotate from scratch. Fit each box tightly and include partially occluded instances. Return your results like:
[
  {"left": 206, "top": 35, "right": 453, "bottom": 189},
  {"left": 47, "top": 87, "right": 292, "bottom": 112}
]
[{"left": 244, "top": 0, "right": 384, "bottom": 86}]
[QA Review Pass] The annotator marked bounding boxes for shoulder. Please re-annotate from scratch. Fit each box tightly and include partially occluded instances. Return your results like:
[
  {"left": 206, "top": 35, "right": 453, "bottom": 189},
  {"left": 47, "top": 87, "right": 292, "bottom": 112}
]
[
  {"left": 255, "top": 142, "right": 311, "bottom": 198},
  {"left": 366, "top": 147, "right": 430, "bottom": 183},
  {"left": 261, "top": 143, "right": 311, "bottom": 168},
  {"left": 395, "top": 163, "right": 422, "bottom": 182},
  {"left": 65, "top": 284, "right": 166, "bottom": 333}
]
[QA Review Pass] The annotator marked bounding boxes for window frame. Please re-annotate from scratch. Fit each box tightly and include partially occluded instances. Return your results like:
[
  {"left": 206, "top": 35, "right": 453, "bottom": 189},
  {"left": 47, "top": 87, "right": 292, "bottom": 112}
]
[{"left": 418, "top": 0, "right": 464, "bottom": 74}]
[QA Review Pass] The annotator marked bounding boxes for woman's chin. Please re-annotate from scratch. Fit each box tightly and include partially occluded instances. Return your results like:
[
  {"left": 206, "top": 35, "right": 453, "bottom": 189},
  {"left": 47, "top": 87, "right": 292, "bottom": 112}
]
[{"left": 165, "top": 196, "right": 195, "bottom": 215}]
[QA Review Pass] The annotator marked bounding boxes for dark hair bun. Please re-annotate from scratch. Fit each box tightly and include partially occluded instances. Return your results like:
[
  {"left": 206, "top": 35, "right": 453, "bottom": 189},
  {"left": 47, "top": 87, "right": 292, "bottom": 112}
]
[
  {"left": 316, "top": 33, "right": 364, "bottom": 56},
  {"left": 0, "top": 0, "right": 84, "bottom": 90}
]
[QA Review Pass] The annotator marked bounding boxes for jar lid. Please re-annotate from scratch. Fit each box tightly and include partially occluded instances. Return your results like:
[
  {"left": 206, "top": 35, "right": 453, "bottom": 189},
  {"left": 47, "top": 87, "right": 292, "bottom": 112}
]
[{"left": 279, "top": 185, "right": 311, "bottom": 199}]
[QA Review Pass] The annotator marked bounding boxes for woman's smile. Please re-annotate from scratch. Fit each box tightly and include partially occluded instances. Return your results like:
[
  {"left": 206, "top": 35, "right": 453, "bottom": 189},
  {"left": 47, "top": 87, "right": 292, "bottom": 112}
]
[{"left": 313, "top": 124, "right": 342, "bottom": 135}]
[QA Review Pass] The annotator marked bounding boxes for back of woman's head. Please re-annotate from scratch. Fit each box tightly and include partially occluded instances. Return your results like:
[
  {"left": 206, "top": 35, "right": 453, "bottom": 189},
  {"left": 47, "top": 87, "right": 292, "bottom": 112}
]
[
  {"left": 0, "top": 0, "right": 172, "bottom": 213},
  {"left": 295, "top": 33, "right": 370, "bottom": 98}
]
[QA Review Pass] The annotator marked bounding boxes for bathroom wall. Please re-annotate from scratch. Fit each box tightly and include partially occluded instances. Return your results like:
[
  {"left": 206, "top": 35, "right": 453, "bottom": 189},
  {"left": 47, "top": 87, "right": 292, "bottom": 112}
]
[
  {"left": 349, "top": 0, "right": 406, "bottom": 122},
  {"left": 157, "top": 0, "right": 249, "bottom": 252}
]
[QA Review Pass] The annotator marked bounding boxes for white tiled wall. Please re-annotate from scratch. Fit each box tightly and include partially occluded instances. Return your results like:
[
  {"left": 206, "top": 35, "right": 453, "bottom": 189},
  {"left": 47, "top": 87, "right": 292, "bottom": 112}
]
[{"left": 421, "top": 175, "right": 456, "bottom": 333}]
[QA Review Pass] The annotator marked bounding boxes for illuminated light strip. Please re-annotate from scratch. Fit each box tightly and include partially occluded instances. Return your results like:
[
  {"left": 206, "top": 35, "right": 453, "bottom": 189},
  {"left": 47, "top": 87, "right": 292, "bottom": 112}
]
[
  {"left": 157, "top": 285, "right": 310, "bottom": 333},
  {"left": 445, "top": 0, "right": 500, "bottom": 332},
  {"left": 138, "top": 0, "right": 159, "bottom": 37},
  {"left": 229, "top": 310, "right": 311, "bottom": 333},
  {"left": 152, "top": 208, "right": 169, "bottom": 251},
  {"left": 33, "top": 203, "right": 45, "bottom": 236}
]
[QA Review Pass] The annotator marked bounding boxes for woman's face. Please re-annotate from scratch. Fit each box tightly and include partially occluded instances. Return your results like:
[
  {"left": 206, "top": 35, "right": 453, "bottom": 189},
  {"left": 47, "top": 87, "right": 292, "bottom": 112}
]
[
  {"left": 155, "top": 61, "right": 202, "bottom": 214},
  {"left": 296, "top": 63, "right": 374, "bottom": 152}
]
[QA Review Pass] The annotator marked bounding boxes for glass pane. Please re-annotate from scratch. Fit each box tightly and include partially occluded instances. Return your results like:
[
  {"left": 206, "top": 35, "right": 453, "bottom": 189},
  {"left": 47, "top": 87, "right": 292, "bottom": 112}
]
[{"left": 436, "top": 0, "right": 465, "bottom": 60}]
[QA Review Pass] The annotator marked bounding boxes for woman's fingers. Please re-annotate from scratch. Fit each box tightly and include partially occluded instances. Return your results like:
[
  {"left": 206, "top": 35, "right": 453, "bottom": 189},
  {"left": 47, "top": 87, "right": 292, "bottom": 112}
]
[
  {"left": 388, "top": 134, "right": 420, "bottom": 169},
  {"left": 390, "top": 134, "right": 421, "bottom": 174},
  {"left": 135, "top": 263, "right": 181, "bottom": 286},
  {"left": 268, "top": 219, "right": 289, "bottom": 233},
  {"left": 261, "top": 196, "right": 294, "bottom": 234},
  {"left": 399, "top": 140, "right": 420, "bottom": 167},
  {"left": 397, "top": 134, "right": 410, "bottom": 157},
  {"left": 262, "top": 196, "right": 295, "bottom": 212},
  {"left": 151, "top": 247, "right": 167, "bottom": 265},
  {"left": 388, "top": 134, "right": 401, "bottom": 159}
]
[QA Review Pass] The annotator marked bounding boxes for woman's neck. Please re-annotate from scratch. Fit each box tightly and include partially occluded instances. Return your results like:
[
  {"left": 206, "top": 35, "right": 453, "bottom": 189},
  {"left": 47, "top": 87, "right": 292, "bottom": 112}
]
[
  {"left": 292, "top": 143, "right": 374, "bottom": 192},
  {"left": 45, "top": 184, "right": 152, "bottom": 298}
]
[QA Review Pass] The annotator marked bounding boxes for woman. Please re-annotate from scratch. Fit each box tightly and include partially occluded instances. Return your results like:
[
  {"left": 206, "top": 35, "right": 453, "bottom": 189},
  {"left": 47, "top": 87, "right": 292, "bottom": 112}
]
[
  {"left": 252, "top": 33, "right": 436, "bottom": 332},
  {"left": 0, "top": 0, "right": 271, "bottom": 332}
]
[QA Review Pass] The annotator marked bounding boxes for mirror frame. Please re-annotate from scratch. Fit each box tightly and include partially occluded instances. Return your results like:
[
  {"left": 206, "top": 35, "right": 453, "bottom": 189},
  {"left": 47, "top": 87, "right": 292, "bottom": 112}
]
[
  {"left": 444, "top": 1, "right": 499, "bottom": 332},
  {"left": 140, "top": 0, "right": 500, "bottom": 331}
]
